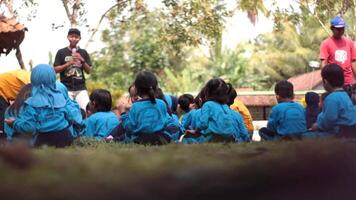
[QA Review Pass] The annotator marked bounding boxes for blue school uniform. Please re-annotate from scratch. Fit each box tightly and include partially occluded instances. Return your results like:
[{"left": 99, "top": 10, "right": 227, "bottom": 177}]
[
  {"left": 84, "top": 111, "right": 119, "bottom": 139},
  {"left": 266, "top": 101, "right": 306, "bottom": 136},
  {"left": 196, "top": 101, "right": 248, "bottom": 142},
  {"left": 316, "top": 91, "right": 356, "bottom": 134},
  {"left": 12, "top": 64, "right": 73, "bottom": 147},
  {"left": 56, "top": 82, "right": 84, "bottom": 137},
  {"left": 121, "top": 98, "right": 170, "bottom": 135}
]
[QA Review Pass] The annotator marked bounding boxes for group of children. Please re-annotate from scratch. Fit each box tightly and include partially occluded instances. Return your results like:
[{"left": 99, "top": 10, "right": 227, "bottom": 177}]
[{"left": 2, "top": 63, "right": 356, "bottom": 147}]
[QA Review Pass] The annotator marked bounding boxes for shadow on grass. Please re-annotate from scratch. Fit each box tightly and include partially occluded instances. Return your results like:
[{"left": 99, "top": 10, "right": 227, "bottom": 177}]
[{"left": 0, "top": 139, "right": 355, "bottom": 199}]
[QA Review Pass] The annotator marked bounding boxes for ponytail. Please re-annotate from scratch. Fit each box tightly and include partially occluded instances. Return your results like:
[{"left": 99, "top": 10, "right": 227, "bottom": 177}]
[{"left": 148, "top": 87, "right": 156, "bottom": 104}]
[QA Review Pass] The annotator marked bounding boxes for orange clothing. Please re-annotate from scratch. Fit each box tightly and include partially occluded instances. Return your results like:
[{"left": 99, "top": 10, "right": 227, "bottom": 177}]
[
  {"left": 230, "top": 100, "right": 254, "bottom": 133},
  {"left": 0, "top": 70, "right": 31, "bottom": 102}
]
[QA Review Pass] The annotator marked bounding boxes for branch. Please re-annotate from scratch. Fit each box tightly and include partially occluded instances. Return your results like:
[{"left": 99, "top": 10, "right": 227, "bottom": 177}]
[
  {"left": 296, "top": 0, "right": 331, "bottom": 36},
  {"left": 71, "top": 0, "right": 81, "bottom": 27},
  {"left": 61, "top": 0, "right": 72, "bottom": 25},
  {"left": 84, "top": 0, "right": 130, "bottom": 49}
]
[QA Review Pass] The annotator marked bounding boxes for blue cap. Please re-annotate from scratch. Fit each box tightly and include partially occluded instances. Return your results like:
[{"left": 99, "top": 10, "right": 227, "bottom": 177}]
[{"left": 330, "top": 16, "right": 346, "bottom": 28}]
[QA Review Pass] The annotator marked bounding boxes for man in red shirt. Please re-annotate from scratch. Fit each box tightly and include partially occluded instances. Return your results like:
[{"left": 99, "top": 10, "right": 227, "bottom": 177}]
[{"left": 320, "top": 16, "right": 356, "bottom": 87}]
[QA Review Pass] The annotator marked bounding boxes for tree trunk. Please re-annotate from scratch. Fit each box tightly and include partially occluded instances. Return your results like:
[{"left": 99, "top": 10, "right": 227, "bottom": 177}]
[{"left": 15, "top": 47, "right": 25, "bottom": 70}]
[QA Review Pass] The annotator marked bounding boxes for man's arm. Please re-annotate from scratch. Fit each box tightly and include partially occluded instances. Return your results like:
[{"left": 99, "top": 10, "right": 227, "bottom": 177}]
[
  {"left": 81, "top": 61, "right": 91, "bottom": 74},
  {"left": 54, "top": 61, "right": 73, "bottom": 73},
  {"left": 352, "top": 60, "right": 356, "bottom": 77},
  {"left": 320, "top": 59, "right": 328, "bottom": 69}
]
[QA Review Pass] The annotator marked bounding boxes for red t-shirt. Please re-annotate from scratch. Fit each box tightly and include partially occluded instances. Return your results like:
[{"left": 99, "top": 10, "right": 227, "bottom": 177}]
[{"left": 320, "top": 36, "right": 356, "bottom": 85}]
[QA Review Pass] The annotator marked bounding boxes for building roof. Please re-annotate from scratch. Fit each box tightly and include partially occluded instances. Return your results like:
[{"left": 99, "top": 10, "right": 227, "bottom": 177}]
[
  {"left": 288, "top": 69, "right": 322, "bottom": 91},
  {"left": 0, "top": 16, "right": 25, "bottom": 33},
  {"left": 236, "top": 90, "right": 324, "bottom": 107},
  {"left": 0, "top": 15, "right": 26, "bottom": 55}
]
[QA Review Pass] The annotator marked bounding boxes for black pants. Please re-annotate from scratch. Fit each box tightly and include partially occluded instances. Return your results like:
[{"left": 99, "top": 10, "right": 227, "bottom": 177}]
[
  {"left": 110, "top": 124, "right": 171, "bottom": 145},
  {"left": 134, "top": 132, "right": 171, "bottom": 145},
  {"left": 34, "top": 128, "right": 73, "bottom": 148},
  {"left": 0, "top": 96, "right": 9, "bottom": 137},
  {"left": 209, "top": 134, "right": 235, "bottom": 143}
]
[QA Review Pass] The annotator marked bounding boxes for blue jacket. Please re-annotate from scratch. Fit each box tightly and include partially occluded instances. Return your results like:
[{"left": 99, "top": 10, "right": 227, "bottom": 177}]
[
  {"left": 317, "top": 91, "right": 356, "bottom": 133},
  {"left": 181, "top": 110, "right": 194, "bottom": 130},
  {"left": 84, "top": 111, "right": 119, "bottom": 139},
  {"left": 197, "top": 101, "right": 249, "bottom": 141},
  {"left": 267, "top": 101, "right": 307, "bottom": 135},
  {"left": 121, "top": 99, "right": 170, "bottom": 134},
  {"left": 13, "top": 103, "right": 70, "bottom": 134}
]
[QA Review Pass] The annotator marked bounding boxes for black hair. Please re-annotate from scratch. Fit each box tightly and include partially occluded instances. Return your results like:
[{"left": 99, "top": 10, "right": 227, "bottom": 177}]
[
  {"left": 226, "top": 83, "right": 237, "bottom": 106},
  {"left": 305, "top": 92, "right": 320, "bottom": 106},
  {"left": 274, "top": 80, "right": 294, "bottom": 98},
  {"left": 178, "top": 94, "right": 194, "bottom": 113},
  {"left": 8, "top": 84, "right": 32, "bottom": 116},
  {"left": 68, "top": 28, "right": 81, "bottom": 37},
  {"left": 134, "top": 71, "right": 158, "bottom": 104},
  {"left": 80, "top": 108, "right": 86, "bottom": 119},
  {"left": 321, "top": 64, "right": 344, "bottom": 87},
  {"left": 89, "top": 89, "right": 112, "bottom": 112},
  {"left": 205, "top": 78, "right": 229, "bottom": 104},
  {"left": 194, "top": 86, "right": 206, "bottom": 108}
]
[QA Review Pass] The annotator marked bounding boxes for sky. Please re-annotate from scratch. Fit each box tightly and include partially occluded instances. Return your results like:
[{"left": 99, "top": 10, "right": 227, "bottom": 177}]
[{"left": 0, "top": 0, "right": 286, "bottom": 73}]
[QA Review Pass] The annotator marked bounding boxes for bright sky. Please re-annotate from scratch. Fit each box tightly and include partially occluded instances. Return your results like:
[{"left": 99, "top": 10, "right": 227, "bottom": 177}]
[{"left": 0, "top": 0, "right": 289, "bottom": 73}]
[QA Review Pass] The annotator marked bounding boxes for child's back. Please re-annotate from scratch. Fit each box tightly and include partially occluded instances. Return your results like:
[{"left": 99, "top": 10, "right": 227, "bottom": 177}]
[
  {"left": 122, "top": 98, "right": 169, "bottom": 134},
  {"left": 230, "top": 100, "right": 254, "bottom": 134},
  {"left": 268, "top": 101, "right": 307, "bottom": 135},
  {"left": 85, "top": 111, "right": 119, "bottom": 139},
  {"left": 317, "top": 91, "right": 356, "bottom": 133}
]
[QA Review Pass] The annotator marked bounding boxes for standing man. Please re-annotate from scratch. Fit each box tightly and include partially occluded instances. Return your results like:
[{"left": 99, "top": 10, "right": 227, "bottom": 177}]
[
  {"left": 54, "top": 28, "right": 92, "bottom": 110},
  {"left": 0, "top": 70, "right": 30, "bottom": 136},
  {"left": 320, "top": 16, "right": 356, "bottom": 89}
]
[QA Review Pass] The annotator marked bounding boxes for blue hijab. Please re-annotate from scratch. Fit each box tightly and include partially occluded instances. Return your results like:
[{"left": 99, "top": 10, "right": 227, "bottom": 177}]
[{"left": 25, "top": 64, "right": 66, "bottom": 108}]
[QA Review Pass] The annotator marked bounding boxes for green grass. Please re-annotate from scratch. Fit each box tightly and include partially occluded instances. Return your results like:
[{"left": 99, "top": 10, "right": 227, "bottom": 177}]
[{"left": 0, "top": 139, "right": 355, "bottom": 199}]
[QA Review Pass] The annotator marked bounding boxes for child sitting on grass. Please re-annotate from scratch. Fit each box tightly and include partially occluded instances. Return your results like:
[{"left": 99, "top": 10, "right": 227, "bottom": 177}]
[
  {"left": 5, "top": 64, "right": 75, "bottom": 147},
  {"left": 305, "top": 92, "right": 320, "bottom": 129},
  {"left": 187, "top": 78, "right": 249, "bottom": 143},
  {"left": 4, "top": 84, "right": 32, "bottom": 140},
  {"left": 178, "top": 93, "right": 195, "bottom": 130},
  {"left": 227, "top": 83, "right": 254, "bottom": 136},
  {"left": 259, "top": 80, "right": 307, "bottom": 140},
  {"left": 84, "top": 89, "right": 119, "bottom": 139},
  {"left": 309, "top": 64, "right": 356, "bottom": 137},
  {"left": 112, "top": 71, "right": 172, "bottom": 145}
]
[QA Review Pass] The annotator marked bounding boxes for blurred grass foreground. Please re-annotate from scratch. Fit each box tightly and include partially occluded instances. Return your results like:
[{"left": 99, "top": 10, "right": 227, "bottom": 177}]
[{"left": 0, "top": 139, "right": 355, "bottom": 199}]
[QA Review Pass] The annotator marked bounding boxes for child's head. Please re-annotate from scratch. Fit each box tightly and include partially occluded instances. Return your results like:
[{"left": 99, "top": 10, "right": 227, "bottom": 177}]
[
  {"left": 274, "top": 80, "right": 294, "bottom": 102},
  {"left": 9, "top": 83, "right": 32, "bottom": 116},
  {"left": 305, "top": 92, "right": 320, "bottom": 107},
  {"left": 128, "top": 84, "right": 139, "bottom": 103},
  {"left": 194, "top": 86, "right": 206, "bottom": 108},
  {"left": 205, "top": 78, "right": 229, "bottom": 104},
  {"left": 89, "top": 89, "right": 112, "bottom": 113},
  {"left": 321, "top": 64, "right": 344, "bottom": 91},
  {"left": 134, "top": 71, "right": 158, "bottom": 103},
  {"left": 226, "top": 83, "right": 237, "bottom": 106},
  {"left": 178, "top": 94, "right": 194, "bottom": 113}
]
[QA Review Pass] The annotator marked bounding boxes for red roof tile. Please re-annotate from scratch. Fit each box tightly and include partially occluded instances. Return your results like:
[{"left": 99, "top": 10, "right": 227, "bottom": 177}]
[{"left": 288, "top": 70, "right": 322, "bottom": 91}]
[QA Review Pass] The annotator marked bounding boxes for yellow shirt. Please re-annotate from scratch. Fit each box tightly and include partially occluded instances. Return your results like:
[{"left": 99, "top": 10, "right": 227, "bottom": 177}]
[
  {"left": 230, "top": 100, "right": 254, "bottom": 133},
  {"left": 0, "top": 70, "right": 31, "bottom": 102}
]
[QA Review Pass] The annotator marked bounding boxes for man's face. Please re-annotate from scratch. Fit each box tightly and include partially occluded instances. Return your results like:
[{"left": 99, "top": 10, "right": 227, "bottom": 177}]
[
  {"left": 331, "top": 27, "right": 345, "bottom": 39},
  {"left": 67, "top": 34, "right": 81, "bottom": 46}
]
